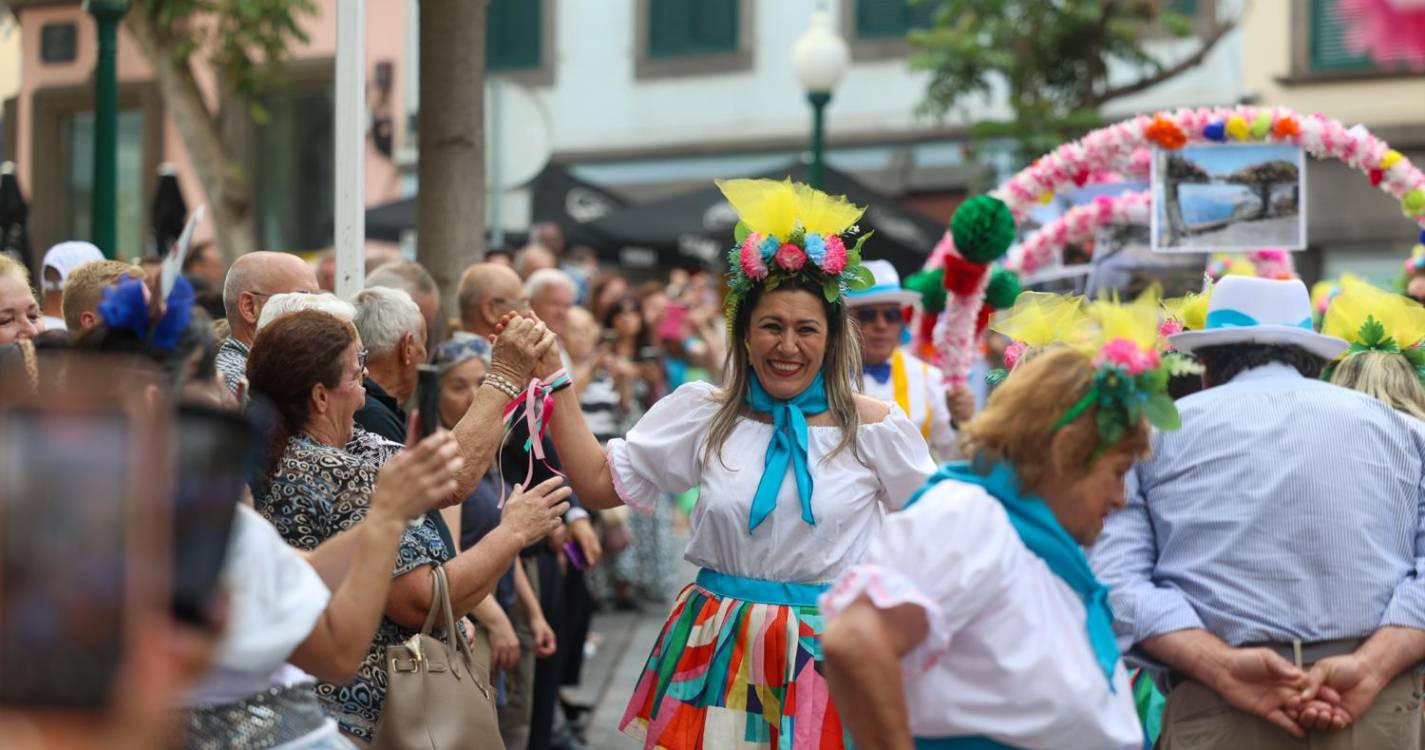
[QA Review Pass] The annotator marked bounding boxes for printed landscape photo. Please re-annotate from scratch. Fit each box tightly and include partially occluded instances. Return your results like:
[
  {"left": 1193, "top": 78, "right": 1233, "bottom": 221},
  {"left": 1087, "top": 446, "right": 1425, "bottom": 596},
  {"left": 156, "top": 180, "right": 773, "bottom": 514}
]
[{"left": 1151, "top": 143, "right": 1307, "bottom": 252}]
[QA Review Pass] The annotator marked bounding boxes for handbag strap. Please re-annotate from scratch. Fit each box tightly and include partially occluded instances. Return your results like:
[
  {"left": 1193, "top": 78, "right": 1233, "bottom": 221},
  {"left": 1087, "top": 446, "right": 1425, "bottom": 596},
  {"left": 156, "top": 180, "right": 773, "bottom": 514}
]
[
  {"left": 424, "top": 565, "right": 476, "bottom": 664},
  {"left": 419, "top": 564, "right": 446, "bottom": 636}
]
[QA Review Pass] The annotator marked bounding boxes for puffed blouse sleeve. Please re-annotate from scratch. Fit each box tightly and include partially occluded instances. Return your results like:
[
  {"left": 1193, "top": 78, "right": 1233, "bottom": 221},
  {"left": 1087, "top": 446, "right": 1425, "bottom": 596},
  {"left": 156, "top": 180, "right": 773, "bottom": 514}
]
[
  {"left": 861, "top": 402, "right": 939, "bottom": 511},
  {"left": 820, "top": 484, "right": 1016, "bottom": 675},
  {"left": 606, "top": 381, "right": 720, "bottom": 513}
]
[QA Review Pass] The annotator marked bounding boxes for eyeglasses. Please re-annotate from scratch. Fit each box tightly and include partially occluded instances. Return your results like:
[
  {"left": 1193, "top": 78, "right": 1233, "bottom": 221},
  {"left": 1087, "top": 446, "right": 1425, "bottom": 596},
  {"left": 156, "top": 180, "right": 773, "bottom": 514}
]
[
  {"left": 492, "top": 296, "right": 531, "bottom": 311},
  {"left": 854, "top": 307, "right": 903, "bottom": 325},
  {"left": 355, "top": 348, "right": 369, "bottom": 376},
  {"left": 249, "top": 289, "right": 314, "bottom": 299}
]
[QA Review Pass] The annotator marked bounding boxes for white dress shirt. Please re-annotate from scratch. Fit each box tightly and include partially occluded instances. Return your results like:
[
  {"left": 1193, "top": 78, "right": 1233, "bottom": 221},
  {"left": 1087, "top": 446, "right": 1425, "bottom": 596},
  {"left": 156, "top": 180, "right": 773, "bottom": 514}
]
[
  {"left": 823, "top": 481, "right": 1143, "bottom": 750},
  {"left": 861, "top": 348, "right": 959, "bottom": 461}
]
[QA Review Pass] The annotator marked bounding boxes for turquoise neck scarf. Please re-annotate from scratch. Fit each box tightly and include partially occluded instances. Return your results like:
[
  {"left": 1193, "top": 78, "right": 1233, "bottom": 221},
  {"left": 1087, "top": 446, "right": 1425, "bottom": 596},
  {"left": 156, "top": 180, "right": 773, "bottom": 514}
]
[
  {"left": 906, "top": 460, "right": 1121, "bottom": 689},
  {"left": 743, "top": 371, "right": 829, "bottom": 533}
]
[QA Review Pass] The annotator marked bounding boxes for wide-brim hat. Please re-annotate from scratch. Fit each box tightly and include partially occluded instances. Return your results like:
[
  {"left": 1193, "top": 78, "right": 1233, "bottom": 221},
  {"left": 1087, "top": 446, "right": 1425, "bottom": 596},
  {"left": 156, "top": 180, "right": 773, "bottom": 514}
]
[
  {"left": 1168, "top": 276, "right": 1347, "bottom": 359},
  {"left": 843, "top": 259, "right": 920, "bottom": 307}
]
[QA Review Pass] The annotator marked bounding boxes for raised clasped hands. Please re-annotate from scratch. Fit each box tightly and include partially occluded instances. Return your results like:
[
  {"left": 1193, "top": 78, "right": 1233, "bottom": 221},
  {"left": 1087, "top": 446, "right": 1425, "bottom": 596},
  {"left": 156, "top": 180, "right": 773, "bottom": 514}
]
[{"left": 492, "top": 310, "right": 563, "bottom": 382}]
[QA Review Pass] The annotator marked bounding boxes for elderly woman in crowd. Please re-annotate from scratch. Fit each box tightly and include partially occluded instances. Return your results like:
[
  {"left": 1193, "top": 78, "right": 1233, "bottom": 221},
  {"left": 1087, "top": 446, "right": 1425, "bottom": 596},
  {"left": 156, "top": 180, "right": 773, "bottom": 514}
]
[
  {"left": 67, "top": 275, "right": 465, "bottom": 749},
  {"left": 0, "top": 254, "right": 42, "bottom": 345},
  {"left": 246, "top": 309, "right": 575, "bottom": 744},
  {"left": 820, "top": 333, "right": 1178, "bottom": 749}
]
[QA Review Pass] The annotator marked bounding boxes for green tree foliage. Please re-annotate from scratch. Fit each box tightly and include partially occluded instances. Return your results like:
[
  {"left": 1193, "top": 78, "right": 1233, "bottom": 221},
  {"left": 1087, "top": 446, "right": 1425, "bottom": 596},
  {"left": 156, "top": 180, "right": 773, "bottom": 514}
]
[
  {"left": 136, "top": 0, "right": 317, "bottom": 121},
  {"left": 909, "top": 0, "right": 1234, "bottom": 161}
]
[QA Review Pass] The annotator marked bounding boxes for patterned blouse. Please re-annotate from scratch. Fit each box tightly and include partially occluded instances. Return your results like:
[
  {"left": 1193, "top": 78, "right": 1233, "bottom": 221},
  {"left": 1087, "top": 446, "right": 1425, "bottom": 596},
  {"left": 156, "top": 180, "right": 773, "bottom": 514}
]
[{"left": 252, "top": 433, "right": 453, "bottom": 742}]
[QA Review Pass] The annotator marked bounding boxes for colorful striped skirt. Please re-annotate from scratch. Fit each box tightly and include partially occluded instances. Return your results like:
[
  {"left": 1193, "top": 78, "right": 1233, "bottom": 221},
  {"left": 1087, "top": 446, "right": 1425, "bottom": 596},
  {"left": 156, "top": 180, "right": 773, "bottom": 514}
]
[{"left": 620, "top": 569, "right": 849, "bottom": 750}]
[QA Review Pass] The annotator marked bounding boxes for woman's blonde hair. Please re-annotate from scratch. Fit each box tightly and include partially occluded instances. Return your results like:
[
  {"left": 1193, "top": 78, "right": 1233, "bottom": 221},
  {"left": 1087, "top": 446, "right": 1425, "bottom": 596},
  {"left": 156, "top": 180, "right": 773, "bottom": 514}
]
[
  {"left": 0, "top": 254, "right": 30, "bottom": 287},
  {"left": 960, "top": 347, "right": 1150, "bottom": 492},
  {"left": 1330, "top": 351, "right": 1425, "bottom": 421},
  {"left": 704, "top": 280, "right": 863, "bottom": 468}
]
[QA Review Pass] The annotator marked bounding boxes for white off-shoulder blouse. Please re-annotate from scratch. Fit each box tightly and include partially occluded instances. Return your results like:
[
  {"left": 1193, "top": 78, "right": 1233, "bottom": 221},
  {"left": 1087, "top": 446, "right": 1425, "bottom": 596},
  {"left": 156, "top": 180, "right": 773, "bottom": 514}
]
[{"left": 605, "top": 380, "right": 937, "bottom": 585}]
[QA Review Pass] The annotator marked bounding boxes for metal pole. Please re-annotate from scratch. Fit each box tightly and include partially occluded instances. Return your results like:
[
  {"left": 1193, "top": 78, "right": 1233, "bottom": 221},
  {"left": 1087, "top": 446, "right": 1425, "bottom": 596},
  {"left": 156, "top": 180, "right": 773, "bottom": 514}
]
[
  {"left": 489, "top": 80, "right": 503, "bottom": 249},
  {"left": 88, "top": 1, "right": 128, "bottom": 259},
  {"left": 808, "top": 91, "right": 830, "bottom": 191},
  {"left": 334, "top": 0, "right": 366, "bottom": 299}
]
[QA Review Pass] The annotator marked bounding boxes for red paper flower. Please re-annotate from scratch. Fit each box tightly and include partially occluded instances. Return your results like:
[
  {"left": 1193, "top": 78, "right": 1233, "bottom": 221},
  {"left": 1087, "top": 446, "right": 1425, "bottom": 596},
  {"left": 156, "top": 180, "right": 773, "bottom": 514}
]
[
  {"left": 1144, "top": 116, "right": 1187, "bottom": 150},
  {"left": 941, "top": 252, "right": 989, "bottom": 297},
  {"left": 774, "top": 243, "right": 807, "bottom": 272},
  {"left": 1273, "top": 117, "right": 1301, "bottom": 140}
]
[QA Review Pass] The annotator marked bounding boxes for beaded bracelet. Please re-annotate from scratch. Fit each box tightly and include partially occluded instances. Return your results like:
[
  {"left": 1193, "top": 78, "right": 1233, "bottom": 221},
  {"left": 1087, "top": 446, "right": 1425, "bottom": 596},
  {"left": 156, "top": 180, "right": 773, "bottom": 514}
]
[{"left": 484, "top": 373, "right": 523, "bottom": 399}]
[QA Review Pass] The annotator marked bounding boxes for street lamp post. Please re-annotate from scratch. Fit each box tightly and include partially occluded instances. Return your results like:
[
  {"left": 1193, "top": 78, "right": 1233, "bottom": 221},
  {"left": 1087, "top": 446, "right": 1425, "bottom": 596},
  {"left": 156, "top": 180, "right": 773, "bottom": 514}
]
[
  {"left": 84, "top": 0, "right": 130, "bottom": 259},
  {"left": 793, "top": 10, "right": 848, "bottom": 191}
]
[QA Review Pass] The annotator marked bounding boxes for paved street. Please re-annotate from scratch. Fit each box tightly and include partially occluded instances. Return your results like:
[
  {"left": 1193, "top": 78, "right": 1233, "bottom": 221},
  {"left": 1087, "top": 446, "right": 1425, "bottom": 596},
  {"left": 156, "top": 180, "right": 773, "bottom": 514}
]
[{"left": 565, "top": 562, "right": 695, "bottom": 748}]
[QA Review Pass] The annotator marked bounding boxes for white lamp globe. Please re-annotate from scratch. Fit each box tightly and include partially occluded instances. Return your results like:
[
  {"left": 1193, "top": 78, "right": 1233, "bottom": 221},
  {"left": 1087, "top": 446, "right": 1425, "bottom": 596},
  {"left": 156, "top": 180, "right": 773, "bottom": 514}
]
[{"left": 793, "top": 11, "right": 850, "bottom": 94}]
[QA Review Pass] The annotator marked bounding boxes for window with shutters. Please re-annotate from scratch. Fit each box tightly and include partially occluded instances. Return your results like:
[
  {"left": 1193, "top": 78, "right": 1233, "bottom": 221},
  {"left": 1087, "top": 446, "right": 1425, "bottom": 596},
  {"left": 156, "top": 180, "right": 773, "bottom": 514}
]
[
  {"left": 1308, "top": 0, "right": 1375, "bottom": 72},
  {"left": 485, "top": 0, "right": 554, "bottom": 86},
  {"left": 647, "top": 0, "right": 739, "bottom": 58},
  {"left": 487, "top": 0, "right": 541, "bottom": 72},
  {"left": 635, "top": 0, "right": 752, "bottom": 79},
  {"left": 853, "top": 0, "right": 937, "bottom": 41}
]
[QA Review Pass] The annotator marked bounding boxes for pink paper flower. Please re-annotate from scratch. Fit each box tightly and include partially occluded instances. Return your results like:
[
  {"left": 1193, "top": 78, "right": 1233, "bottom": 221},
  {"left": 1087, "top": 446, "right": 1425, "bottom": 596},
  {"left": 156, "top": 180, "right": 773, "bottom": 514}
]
[
  {"left": 1158, "top": 319, "right": 1184, "bottom": 351},
  {"left": 774, "top": 243, "right": 807, "bottom": 272},
  {"left": 821, "top": 235, "right": 848, "bottom": 275},
  {"left": 1003, "top": 340, "right": 1029, "bottom": 371},
  {"left": 1094, "top": 338, "right": 1161, "bottom": 376},
  {"left": 739, "top": 234, "right": 768, "bottom": 280}
]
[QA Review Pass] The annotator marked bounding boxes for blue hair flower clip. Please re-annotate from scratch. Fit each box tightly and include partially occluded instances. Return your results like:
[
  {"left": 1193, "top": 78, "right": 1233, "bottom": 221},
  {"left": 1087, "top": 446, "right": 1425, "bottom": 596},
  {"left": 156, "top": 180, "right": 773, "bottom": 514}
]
[{"left": 96, "top": 275, "right": 195, "bottom": 351}]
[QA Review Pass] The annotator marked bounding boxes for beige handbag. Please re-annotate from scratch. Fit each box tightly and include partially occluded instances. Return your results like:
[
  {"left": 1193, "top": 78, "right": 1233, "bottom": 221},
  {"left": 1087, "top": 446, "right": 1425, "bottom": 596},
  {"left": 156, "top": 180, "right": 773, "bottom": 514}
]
[{"left": 372, "top": 565, "right": 504, "bottom": 750}]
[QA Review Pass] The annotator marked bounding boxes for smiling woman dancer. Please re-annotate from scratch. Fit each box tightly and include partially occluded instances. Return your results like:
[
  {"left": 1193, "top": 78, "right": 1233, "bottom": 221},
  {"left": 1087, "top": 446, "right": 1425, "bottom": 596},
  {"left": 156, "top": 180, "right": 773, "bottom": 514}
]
[{"left": 509, "top": 179, "right": 937, "bottom": 748}]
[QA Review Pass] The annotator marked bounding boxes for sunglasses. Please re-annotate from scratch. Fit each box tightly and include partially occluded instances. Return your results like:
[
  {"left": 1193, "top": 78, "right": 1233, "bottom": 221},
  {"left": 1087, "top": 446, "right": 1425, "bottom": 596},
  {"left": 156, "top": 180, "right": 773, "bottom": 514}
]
[{"left": 854, "top": 307, "right": 903, "bottom": 325}]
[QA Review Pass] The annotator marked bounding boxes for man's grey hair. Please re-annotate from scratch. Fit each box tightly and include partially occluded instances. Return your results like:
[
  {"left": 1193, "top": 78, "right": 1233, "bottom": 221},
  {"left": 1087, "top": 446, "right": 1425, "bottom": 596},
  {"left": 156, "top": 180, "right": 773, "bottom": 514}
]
[
  {"left": 367, "top": 260, "right": 438, "bottom": 300},
  {"left": 524, "top": 267, "right": 576, "bottom": 300},
  {"left": 256, "top": 292, "right": 356, "bottom": 332},
  {"left": 352, "top": 286, "right": 425, "bottom": 356}
]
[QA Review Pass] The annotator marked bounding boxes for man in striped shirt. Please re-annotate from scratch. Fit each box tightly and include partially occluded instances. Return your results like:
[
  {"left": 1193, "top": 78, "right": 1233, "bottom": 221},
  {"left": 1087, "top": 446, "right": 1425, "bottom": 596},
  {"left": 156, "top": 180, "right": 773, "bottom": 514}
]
[{"left": 1092, "top": 277, "right": 1425, "bottom": 746}]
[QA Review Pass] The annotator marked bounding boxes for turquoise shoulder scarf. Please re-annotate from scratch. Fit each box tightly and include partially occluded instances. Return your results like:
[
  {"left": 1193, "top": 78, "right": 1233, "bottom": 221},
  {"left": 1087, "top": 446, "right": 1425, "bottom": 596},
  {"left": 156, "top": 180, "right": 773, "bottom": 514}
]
[{"left": 906, "top": 460, "right": 1121, "bottom": 689}]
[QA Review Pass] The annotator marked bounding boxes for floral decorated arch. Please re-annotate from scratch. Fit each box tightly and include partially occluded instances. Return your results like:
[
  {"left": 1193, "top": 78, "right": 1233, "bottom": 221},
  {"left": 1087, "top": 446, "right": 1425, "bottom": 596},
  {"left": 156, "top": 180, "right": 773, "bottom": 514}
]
[
  {"left": 1011, "top": 190, "right": 1152, "bottom": 276},
  {"left": 934, "top": 105, "right": 1425, "bottom": 386}
]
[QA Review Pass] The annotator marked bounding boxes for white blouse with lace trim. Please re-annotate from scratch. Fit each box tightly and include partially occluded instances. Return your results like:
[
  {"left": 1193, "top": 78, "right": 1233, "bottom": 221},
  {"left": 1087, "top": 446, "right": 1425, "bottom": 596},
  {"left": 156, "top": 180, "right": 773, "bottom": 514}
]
[
  {"left": 604, "top": 380, "right": 936, "bottom": 585},
  {"left": 819, "top": 481, "right": 1143, "bottom": 750}
]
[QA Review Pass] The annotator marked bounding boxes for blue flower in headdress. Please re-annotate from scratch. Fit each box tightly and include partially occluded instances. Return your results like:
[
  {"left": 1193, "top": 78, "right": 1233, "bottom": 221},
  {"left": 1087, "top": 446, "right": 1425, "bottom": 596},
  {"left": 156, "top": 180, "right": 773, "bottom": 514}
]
[
  {"left": 97, "top": 278, "right": 150, "bottom": 338},
  {"left": 804, "top": 233, "right": 827, "bottom": 266},
  {"left": 96, "top": 276, "right": 196, "bottom": 351},
  {"left": 758, "top": 236, "right": 780, "bottom": 262}
]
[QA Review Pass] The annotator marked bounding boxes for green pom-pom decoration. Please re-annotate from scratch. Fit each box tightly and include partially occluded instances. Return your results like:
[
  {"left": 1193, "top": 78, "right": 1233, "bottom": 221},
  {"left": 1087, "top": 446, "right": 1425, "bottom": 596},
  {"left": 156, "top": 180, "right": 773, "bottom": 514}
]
[
  {"left": 951, "top": 195, "right": 1017, "bottom": 263},
  {"left": 984, "top": 267, "right": 1022, "bottom": 310},
  {"left": 904, "top": 268, "right": 947, "bottom": 314}
]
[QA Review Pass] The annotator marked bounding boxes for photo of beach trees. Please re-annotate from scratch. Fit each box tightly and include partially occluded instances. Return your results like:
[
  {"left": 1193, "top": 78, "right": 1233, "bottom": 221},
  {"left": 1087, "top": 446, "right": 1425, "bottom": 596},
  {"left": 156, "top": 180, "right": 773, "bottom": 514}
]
[{"left": 1151, "top": 143, "right": 1306, "bottom": 252}]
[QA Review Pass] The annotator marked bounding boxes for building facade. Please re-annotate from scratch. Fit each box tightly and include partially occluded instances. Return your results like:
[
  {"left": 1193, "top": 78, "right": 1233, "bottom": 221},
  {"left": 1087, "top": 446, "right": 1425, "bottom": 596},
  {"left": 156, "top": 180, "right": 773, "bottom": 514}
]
[
  {"left": 1241, "top": 0, "right": 1425, "bottom": 283},
  {"left": 4, "top": 0, "right": 1243, "bottom": 263}
]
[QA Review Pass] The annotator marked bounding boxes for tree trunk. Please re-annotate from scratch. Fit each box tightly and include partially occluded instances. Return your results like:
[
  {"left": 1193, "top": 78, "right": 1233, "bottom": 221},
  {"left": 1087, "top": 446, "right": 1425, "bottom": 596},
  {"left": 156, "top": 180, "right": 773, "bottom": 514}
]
[
  {"left": 1255, "top": 183, "right": 1271, "bottom": 220},
  {"left": 418, "top": 0, "right": 486, "bottom": 324},
  {"left": 1165, "top": 183, "right": 1187, "bottom": 245},
  {"left": 124, "top": 11, "right": 256, "bottom": 261}
]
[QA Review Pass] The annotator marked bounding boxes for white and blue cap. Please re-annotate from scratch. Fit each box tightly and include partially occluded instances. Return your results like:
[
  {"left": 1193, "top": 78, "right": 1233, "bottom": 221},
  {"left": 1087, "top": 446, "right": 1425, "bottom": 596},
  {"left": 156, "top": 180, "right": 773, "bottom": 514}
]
[
  {"left": 843, "top": 260, "right": 920, "bottom": 308},
  {"left": 1169, "top": 276, "right": 1347, "bottom": 359}
]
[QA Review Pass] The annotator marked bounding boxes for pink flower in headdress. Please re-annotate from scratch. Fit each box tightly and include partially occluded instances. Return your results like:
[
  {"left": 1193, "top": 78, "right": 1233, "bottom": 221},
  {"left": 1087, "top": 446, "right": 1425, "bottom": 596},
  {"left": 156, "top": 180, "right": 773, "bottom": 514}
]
[
  {"left": 774, "top": 243, "right": 807, "bottom": 272},
  {"left": 821, "top": 235, "right": 848, "bottom": 274},
  {"left": 1250, "top": 248, "right": 1295, "bottom": 280},
  {"left": 739, "top": 233, "right": 769, "bottom": 280},
  {"left": 1159, "top": 318, "right": 1185, "bottom": 339},
  {"left": 1095, "top": 338, "right": 1161, "bottom": 376},
  {"left": 1003, "top": 340, "right": 1029, "bottom": 371}
]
